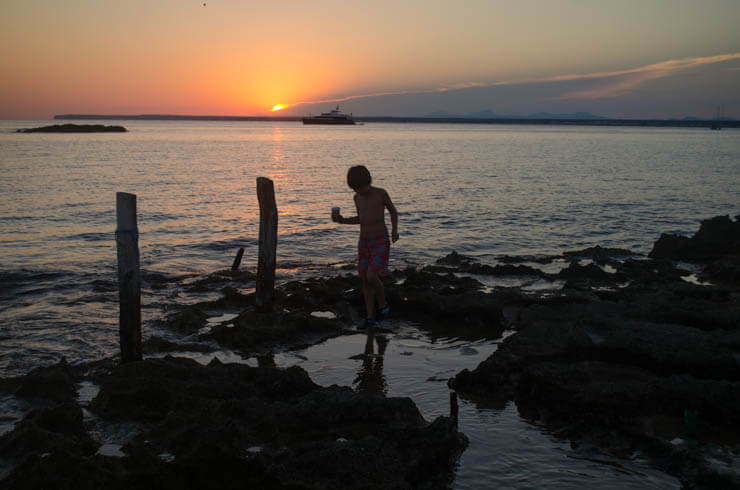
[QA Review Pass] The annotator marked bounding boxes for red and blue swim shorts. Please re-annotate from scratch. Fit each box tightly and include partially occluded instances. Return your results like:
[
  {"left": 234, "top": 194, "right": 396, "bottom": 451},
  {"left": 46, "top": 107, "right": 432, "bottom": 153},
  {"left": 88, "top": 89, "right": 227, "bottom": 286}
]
[{"left": 358, "top": 234, "right": 390, "bottom": 277}]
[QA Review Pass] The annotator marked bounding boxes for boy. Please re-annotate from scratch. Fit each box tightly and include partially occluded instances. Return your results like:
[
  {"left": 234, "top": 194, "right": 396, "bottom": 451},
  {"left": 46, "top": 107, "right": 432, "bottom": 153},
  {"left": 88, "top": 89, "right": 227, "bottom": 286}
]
[{"left": 333, "top": 165, "right": 399, "bottom": 328}]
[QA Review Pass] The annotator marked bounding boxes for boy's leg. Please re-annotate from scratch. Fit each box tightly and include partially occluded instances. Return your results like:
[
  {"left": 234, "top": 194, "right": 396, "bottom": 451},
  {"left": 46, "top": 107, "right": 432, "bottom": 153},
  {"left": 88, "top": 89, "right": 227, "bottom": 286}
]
[
  {"left": 363, "top": 273, "right": 380, "bottom": 319},
  {"left": 363, "top": 271, "right": 387, "bottom": 319},
  {"left": 373, "top": 274, "right": 387, "bottom": 310}
]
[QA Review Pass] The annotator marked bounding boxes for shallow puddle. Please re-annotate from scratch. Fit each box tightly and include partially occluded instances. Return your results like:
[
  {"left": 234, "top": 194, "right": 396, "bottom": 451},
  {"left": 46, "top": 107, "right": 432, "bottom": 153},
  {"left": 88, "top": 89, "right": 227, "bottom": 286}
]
[{"left": 278, "top": 322, "right": 680, "bottom": 489}]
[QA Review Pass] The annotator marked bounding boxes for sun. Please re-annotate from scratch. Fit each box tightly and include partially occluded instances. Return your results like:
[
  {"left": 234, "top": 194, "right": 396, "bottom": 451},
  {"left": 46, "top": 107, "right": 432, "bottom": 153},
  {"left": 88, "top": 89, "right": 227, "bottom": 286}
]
[{"left": 271, "top": 104, "right": 285, "bottom": 111}]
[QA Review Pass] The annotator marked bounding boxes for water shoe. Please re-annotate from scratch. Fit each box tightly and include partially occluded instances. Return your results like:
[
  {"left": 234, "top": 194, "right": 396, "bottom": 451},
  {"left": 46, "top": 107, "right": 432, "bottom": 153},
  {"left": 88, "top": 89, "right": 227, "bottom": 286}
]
[{"left": 376, "top": 304, "right": 390, "bottom": 321}]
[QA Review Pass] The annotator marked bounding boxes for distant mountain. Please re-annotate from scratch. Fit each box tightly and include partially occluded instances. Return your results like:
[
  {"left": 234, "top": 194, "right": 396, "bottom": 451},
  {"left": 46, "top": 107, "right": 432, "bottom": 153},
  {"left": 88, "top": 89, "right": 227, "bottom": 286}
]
[
  {"left": 682, "top": 115, "right": 737, "bottom": 121},
  {"left": 423, "top": 109, "right": 611, "bottom": 120},
  {"left": 526, "top": 111, "right": 611, "bottom": 120},
  {"left": 424, "top": 111, "right": 455, "bottom": 117}
]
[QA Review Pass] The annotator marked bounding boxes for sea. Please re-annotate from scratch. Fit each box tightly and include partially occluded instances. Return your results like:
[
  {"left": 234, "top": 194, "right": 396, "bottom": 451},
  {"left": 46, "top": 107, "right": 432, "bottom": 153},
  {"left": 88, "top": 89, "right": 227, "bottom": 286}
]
[{"left": 1, "top": 119, "right": 738, "bottom": 487}]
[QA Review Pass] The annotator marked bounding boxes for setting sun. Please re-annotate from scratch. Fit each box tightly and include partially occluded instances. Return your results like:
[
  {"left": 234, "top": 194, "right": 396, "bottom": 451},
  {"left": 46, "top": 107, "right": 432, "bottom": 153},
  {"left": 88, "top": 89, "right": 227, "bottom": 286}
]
[{"left": 271, "top": 105, "right": 285, "bottom": 111}]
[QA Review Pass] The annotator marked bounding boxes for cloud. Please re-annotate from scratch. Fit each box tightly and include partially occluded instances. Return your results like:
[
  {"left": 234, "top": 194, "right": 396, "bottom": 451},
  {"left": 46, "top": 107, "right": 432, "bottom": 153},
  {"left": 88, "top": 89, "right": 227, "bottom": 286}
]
[
  {"left": 551, "top": 53, "right": 740, "bottom": 100},
  {"left": 294, "top": 52, "right": 740, "bottom": 108}
]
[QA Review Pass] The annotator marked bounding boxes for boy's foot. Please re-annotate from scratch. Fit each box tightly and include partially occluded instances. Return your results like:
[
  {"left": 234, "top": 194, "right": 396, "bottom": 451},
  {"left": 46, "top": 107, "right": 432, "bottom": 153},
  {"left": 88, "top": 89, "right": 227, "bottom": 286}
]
[
  {"left": 358, "top": 318, "right": 377, "bottom": 329},
  {"left": 376, "top": 304, "right": 390, "bottom": 321}
]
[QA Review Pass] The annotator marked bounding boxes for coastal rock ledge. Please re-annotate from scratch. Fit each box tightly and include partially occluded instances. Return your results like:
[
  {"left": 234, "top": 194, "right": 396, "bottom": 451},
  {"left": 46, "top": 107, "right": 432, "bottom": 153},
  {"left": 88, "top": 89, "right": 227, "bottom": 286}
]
[
  {"left": 0, "top": 357, "right": 465, "bottom": 489},
  {"left": 450, "top": 215, "right": 740, "bottom": 489}
]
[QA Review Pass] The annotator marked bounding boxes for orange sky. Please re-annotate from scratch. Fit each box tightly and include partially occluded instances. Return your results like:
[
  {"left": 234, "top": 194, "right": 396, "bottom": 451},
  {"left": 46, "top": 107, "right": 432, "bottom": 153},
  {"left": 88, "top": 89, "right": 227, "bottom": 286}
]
[{"left": 2, "top": 0, "right": 740, "bottom": 119}]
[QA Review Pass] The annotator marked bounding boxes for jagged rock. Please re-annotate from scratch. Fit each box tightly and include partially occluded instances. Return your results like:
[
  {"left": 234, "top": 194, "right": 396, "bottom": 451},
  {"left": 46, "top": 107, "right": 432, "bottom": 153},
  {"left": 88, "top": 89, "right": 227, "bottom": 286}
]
[
  {"left": 0, "top": 403, "right": 97, "bottom": 462},
  {"left": 563, "top": 245, "right": 637, "bottom": 264},
  {"left": 206, "top": 305, "right": 342, "bottom": 354},
  {"left": 700, "top": 256, "right": 740, "bottom": 286},
  {"left": 162, "top": 306, "right": 208, "bottom": 334},
  {"left": 436, "top": 251, "right": 473, "bottom": 267},
  {"left": 0, "top": 359, "right": 77, "bottom": 403},
  {"left": 649, "top": 215, "right": 740, "bottom": 260}
]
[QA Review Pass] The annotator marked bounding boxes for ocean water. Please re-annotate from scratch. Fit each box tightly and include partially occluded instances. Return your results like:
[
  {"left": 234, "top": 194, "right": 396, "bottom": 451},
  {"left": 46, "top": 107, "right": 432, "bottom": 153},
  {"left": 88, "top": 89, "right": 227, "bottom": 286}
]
[{"left": 1, "top": 120, "right": 738, "bottom": 487}]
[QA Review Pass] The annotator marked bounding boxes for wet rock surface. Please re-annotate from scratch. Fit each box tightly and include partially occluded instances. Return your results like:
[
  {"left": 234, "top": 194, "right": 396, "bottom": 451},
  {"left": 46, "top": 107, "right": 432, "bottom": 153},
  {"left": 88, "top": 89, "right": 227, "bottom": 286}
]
[
  {"left": 157, "top": 262, "right": 507, "bottom": 355},
  {"left": 1, "top": 357, "right": 465, "bottom": 489},
  {"left": 450, "top": 217, "right": 740, "bottom": 488}
]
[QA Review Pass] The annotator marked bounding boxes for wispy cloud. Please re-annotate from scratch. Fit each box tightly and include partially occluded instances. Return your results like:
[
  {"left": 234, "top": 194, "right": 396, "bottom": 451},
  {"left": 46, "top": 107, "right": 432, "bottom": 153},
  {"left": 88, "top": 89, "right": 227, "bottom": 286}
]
[
  {"left": 293, "top": 89, "right": 421, "bottom": 107},
  {"left": 550, "top": 53, "right": 740, "bottom": 100},
  {"left": 434, "top": 53, "right": 740, "bottom": 100},
  {"left": 293, "top": 53, "right": 740, "bottom": 108}
]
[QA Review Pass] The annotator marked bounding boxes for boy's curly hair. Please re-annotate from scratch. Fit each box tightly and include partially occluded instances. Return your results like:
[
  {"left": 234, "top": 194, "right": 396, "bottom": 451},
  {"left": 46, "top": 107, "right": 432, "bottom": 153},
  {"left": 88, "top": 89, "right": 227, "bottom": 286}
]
[{"left": 347, "top": 165, "right": 372, "bottom": 191}]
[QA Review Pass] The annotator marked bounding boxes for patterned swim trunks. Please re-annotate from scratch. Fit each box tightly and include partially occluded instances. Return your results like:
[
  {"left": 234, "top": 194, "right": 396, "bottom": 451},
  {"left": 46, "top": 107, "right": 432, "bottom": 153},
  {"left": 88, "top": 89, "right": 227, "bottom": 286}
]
[{"left": 357, "top": 234, "right": 390, "bottom": 277}]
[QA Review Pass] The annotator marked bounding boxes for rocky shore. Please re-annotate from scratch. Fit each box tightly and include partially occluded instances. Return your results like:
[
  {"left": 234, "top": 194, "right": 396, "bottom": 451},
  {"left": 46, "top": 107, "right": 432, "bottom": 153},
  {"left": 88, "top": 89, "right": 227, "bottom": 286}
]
[
  {"left": 451, "top": 215, "right": 740, "bottom": 488},
  {"left": 0, "top": 357, "right": 464, "bottom": 489},
  {"left": 1, "top": 215, "right": 738, "bottom": 488}
]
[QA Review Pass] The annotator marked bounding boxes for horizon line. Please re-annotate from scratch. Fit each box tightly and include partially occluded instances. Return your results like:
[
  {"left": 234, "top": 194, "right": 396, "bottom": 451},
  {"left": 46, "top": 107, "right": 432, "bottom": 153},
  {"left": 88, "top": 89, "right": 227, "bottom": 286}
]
[
  {"left": 38, "top": 114, "right": 740, "bottom": 129},
  {"left": 49, "top": 113, "right": 737, "bottom": 122}
]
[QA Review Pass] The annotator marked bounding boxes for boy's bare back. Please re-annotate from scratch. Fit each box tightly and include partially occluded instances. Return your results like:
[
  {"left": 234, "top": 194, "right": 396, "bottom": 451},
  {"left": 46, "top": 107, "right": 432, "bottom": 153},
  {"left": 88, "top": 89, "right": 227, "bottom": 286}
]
[{"left": 354, "top": 185, "right": 398, "bottom": 240}]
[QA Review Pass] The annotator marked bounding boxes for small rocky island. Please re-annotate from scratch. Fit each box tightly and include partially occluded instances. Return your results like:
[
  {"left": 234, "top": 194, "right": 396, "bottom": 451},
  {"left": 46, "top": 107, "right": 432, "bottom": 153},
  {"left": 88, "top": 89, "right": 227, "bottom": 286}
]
[{"left": 17, "top": 123, "right": 127, "bottom": 133}]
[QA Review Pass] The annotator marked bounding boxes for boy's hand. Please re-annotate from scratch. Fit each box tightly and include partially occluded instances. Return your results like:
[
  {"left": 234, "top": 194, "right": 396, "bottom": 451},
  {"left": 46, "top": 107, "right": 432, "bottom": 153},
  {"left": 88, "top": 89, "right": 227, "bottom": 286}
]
[{"left": 391, "top": 231, "right": 399, "bottom": 243}]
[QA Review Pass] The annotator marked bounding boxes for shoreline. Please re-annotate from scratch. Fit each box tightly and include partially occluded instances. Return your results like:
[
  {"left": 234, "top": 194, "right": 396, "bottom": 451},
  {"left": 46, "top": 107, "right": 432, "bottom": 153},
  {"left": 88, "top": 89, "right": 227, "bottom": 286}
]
[
  {"left": 1, "top": 215, "right": 738, "bottom": 488},
  {"left": 52, "top": 114, "right": 740, "bottom": 129}
]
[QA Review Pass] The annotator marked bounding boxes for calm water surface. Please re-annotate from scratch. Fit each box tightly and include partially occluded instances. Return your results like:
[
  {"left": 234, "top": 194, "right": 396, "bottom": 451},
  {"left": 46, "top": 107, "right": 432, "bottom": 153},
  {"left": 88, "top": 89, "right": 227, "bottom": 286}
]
[{"left": 1, "top": 120, "right": 738, "bottom": 487}]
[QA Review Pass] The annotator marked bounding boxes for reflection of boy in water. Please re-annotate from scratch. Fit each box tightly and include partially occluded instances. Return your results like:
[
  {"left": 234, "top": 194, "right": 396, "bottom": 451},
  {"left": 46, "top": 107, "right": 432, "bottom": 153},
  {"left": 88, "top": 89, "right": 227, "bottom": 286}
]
[
  {"left": 354, "top": 330, "right": 388, "bottom": 396},
  {"left": 332, "top": 165, "right": 399, "bottom": 328}
]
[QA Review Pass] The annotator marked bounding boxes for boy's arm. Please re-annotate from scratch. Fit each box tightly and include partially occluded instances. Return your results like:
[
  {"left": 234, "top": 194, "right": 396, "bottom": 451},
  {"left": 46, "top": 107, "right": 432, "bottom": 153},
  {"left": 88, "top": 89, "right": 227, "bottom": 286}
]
[
  {"left": 337, "top": 215, "right": 360, "bottom": 224},
  {"left": 383, "top": 190, "right": 399, "bottom": 242},
  {"left": 334, "top": 195, "right": 360, "bottom": 225}
]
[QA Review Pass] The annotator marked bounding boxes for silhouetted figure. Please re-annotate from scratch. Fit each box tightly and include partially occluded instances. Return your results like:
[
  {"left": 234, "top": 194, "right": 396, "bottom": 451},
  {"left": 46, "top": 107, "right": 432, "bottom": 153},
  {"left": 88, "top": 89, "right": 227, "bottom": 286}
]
[{"left": 332, "top": 166, "right": 399, "bottom": 328}]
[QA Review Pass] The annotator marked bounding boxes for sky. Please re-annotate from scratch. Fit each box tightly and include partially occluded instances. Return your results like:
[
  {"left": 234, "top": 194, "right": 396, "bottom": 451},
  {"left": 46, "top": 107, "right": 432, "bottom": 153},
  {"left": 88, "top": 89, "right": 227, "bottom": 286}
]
[{"left": 1, "top": 0, "right": 739, "bottom": 119}]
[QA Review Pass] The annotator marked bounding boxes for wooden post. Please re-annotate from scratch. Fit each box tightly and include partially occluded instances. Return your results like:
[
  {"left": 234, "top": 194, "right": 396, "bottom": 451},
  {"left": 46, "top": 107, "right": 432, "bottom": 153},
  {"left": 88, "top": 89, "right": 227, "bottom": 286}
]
[
  {"left": 115, "top": 192, "right": 142, "bottom": 362},
  {"left": 450, "top": 391, "right": 459, "bottom": 429},
  {"left": 255, "top": 177, "right": 277, "bottom": 310},
  {"left": 231, "top": 247, "right": 245, "bottom": 271}
]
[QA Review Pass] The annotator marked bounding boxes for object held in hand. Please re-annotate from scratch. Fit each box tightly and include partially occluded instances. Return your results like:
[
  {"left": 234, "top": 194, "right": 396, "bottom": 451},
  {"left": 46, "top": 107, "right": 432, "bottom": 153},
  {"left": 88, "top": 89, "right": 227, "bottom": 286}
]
[{"left": 331, "top": 207, "right": 340, "bottom": 221}]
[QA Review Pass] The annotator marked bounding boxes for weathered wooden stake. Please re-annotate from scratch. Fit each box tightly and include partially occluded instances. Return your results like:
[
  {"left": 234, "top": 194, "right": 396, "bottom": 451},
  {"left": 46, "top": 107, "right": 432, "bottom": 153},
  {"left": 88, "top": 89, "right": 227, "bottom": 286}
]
[
  {"left": 450, "top": 391, "right": 459, "bottom": 429},
  {"left": 231, "top": 247, "right": 245, "bottom": 271},
  {"left": 255, "top": 177, "right": 277, "bottom": 310},
  {"left": 115, "top": 192, "right": 142, "bottom": 362}
]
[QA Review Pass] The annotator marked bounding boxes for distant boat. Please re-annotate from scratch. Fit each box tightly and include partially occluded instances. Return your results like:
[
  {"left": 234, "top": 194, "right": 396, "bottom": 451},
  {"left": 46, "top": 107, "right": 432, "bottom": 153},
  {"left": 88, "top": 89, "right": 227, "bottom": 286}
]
[{"left": 302, "top": 106, "right": 356, "bottom": 125}]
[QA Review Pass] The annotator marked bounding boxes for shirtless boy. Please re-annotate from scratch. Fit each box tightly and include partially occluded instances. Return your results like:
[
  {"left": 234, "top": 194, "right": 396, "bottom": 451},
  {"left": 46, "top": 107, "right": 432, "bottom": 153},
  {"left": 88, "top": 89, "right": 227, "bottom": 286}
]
[{"left": 332, "top": 165, "right": 399, "bottom": 328}]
